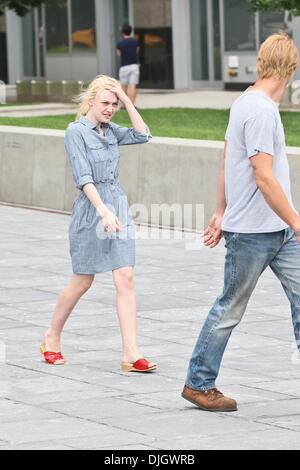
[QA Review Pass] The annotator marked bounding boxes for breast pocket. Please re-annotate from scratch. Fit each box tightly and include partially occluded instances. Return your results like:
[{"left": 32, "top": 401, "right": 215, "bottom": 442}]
[
  {"left": 87, "top": 143, "right": 109, "bottom": 181},
  {"left": 88, "top": 143, "right": 107, "bottom": 163}
]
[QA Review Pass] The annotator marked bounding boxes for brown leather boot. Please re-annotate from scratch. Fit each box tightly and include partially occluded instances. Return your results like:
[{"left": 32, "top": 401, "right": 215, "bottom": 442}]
[{"left": 182, "top": 385, "right": 238, "bottom": 412}]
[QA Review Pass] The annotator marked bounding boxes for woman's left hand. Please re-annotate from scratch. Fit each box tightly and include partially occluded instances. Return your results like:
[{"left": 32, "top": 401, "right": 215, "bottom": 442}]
[{"left": 105, "top": 78, "right": 131, "bottom": 105}]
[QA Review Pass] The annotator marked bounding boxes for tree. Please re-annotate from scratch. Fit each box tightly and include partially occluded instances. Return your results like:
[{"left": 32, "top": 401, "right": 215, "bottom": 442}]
[
  {"left": 0, "top": 0, "right": 47, "bottom": 16},
  {"left": 248, "top": 0, "right": 300, "bottom": 16}
]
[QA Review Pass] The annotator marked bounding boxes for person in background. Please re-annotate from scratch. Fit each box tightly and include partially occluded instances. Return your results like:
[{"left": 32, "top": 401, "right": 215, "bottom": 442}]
[{"left": 116, "top": 24, "right": 140, "bottom": 106}]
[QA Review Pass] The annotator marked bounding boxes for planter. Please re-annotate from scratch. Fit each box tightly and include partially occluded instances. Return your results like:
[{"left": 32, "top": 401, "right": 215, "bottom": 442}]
[
  {"left": 31, "top": 80, "right": 48, "bottom": 102},
  {"left": 16, "top": 80, "right": 32, "bottom": 103}
]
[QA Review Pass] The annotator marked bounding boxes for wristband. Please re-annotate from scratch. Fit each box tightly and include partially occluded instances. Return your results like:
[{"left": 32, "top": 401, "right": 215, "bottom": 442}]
[{"left": 295, "top": 231, "right": 300, "bottom": 236}]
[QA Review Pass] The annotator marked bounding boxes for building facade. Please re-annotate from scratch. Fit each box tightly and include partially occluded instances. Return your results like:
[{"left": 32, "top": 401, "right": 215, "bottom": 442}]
[{"left": 4, "top": 0, "right": 300, "bottom": 89}]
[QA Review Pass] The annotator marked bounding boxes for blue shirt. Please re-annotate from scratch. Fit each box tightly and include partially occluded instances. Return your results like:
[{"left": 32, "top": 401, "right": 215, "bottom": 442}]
[
  {"left": 117, "top": 37, "right": 140, "bottom": 67},
  {"left": 65, "top": 115, "right": 151, "bottom": 191}
]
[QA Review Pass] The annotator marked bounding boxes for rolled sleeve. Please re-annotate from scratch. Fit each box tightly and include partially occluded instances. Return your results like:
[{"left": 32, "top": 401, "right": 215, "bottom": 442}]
[
  {"left": 110, "top": 122, "right": 152, "bottom": 146},
  {"left": 244, "top": 112, "right": 276, "bottom": 159},
  {"left": 65, "top": 126, "right": 95, "bottom": 191}
]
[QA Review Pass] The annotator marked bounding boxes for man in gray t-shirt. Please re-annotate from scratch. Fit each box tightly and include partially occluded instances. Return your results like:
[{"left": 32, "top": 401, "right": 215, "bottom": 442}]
[
  {"left": 182, "top": 33, "right": 300, "bottom": 413},
  {"left": 223, "top": 88, "right": 296, "bottom": 233}
]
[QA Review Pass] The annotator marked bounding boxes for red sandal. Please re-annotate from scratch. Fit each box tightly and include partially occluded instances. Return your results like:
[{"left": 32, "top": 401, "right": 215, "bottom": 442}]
[
  {"left": 121, "top": 358, "right": 157, "bottom": 372},
  {"left": 40, "top": 343, "right": 65, "bottom": 365}
]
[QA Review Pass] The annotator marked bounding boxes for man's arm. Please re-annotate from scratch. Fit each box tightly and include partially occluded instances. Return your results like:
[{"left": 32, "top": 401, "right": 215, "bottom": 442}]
[
  {"left": 203, "top": 142, "right": 227, "bottom": 248},
  {"left": 250, "top": 152, "right": 300, "bottom": 239},
  {"left": 116, "top": 49, "right": 121, "bottom": 57}
]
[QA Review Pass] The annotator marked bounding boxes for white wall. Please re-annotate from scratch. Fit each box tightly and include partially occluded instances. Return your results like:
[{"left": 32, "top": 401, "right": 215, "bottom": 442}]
[
  {"left": 45, "top": 55, "right": 98, "bottom": 81},
  {"left": 5, "top": 9, "right": 23, "bottom": 83},
  {"left": 171, "top": 0, "right": 191, "bottom": 89}
]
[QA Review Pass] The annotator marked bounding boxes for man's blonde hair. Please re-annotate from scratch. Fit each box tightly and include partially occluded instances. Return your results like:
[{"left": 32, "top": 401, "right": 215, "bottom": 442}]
[
  {"left": 74, "top": 75, "right": 120, "bottom": 120},
  {"left": 256, "top": 32, "right": 300, "bottom": 80}
]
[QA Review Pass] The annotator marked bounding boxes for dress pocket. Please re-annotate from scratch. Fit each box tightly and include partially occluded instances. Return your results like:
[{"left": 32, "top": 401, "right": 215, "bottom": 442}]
[{"left": 86, "top": 200, "right": 96, "bottom": 223}]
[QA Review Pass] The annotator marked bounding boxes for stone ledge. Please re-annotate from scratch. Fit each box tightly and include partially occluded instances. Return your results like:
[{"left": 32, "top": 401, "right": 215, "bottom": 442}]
[{"left": 0, "top": 128, "right": 299, "bottom": 230}]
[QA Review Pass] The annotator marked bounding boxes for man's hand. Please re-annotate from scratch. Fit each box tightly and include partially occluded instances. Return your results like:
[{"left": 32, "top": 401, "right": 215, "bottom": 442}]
[
  {"left": 203, "top": 214, "right": 223, "bottom": 248},
  {"left": 292, "top": 217, "right": 300, "bottom": 244}
]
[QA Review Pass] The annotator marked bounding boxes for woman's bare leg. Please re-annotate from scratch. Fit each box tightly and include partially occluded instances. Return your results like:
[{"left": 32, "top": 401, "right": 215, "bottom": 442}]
[
  {"left": 128, "top": 84, "right": 137, "bottom": 105},
  {"left": 112, "top": 266, "right": 155, "bottom": 366},
  {"left": 44, "top": 273, "right": 95, "bottom": 352},
  {"left": 122, "top": 84, "right": 128, "bottom": 97}
]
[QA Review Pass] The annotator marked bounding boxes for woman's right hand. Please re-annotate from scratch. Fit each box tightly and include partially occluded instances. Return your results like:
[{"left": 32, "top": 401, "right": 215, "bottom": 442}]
[{"left": 102, "top": 210, "right": 121, "bottom": 232}]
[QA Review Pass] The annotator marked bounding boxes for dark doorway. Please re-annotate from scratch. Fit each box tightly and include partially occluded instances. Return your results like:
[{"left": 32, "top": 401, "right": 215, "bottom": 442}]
[
  {"left": 135, "top": 26, "right": 173, "bottom": 89},
  {"left": 132, "top": 0, "right": 174, "bottom": 89},
  {"left": 0, "top": 32, "right": 8, "bottom": 83}
]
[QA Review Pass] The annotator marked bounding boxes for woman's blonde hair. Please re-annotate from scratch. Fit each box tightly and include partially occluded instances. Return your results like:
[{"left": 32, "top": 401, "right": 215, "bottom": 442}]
[
  {"left": 74, "top": 75, "right": 120, "bottom": 120},
  {"left": 256, "top": 32, "right": 300, "bottom": 80}
]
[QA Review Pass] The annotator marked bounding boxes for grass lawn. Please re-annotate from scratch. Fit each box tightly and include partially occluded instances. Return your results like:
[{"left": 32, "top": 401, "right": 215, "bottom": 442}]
[
  {"left": 0, "top": 102, "right": 42, "bottom": 106},
  {"left": 0, "top": 108, "right": 299, "bottom": 146}
]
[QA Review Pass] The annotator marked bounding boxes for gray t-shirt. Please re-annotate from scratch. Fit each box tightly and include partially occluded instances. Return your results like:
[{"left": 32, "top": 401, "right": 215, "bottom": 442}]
[{"left": 222, "top": 89, "right": 294, "bottom": 233}]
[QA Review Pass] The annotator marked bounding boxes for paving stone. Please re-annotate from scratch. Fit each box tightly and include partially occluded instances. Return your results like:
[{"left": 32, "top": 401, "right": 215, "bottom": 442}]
[
  {"left": 235, "top": 397, "right": 300, "bottom": 419},
  {"left": 101, "top": 409, "right": 271, "bottom": 440},
  {"left": 0, "top": 417, "right": 113, "bottom": 445},
  {"left": 154, "top": 428, "right": 300, "bottom": 450},
  {"left": 61, "top": 429, "right": 156, "bottom": 450},
  {"left": 42, "top": 396, "right": 161, "bottom": 421},
  {"left": 0, "top": 442, "right": 74, "bottom": 450},
  {"left": 0, "top": 398, "right": 64, "bottom": 423}
]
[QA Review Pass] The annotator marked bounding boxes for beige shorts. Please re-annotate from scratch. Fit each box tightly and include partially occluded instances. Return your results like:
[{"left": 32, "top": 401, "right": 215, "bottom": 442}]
[{"left": 119, "top": 64, "right": 140, "bottom": 85}]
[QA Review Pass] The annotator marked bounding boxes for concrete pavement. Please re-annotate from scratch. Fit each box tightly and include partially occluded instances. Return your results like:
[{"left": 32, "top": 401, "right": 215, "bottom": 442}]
[
  {"left": 0, "top": 89, "right": 242, "bottom": 117},
  {"left": 1, "top": 88, "right": 298, "bottom": 117},
  {"left": 0, "top": 204, "right": 300, "bottom": 450}
]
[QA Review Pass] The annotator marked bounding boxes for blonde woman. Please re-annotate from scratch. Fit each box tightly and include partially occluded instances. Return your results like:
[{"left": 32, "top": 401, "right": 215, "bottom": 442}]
[{"left": 40, "top": 75, "right": 157, "bottom": 372}]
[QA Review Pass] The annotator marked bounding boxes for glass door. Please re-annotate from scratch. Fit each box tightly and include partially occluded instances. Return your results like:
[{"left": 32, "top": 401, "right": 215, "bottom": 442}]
[
  {"left": 22, "top": 7, "right": 45, "bottom": 78},
  {"left": 114, "top": 0, "right": 130, "bottom": 76},
  {"left": 113, "top": 0, "right": 174, "bottom": 89},
  {"left": 131, "top": 0, "right": 174, "bottom": 89},
  {"left": 190, "top": 0, "right": 222, "bottom": 87},
  {"left": 0, "top": 14, "right": 7, "bottom": 83}
]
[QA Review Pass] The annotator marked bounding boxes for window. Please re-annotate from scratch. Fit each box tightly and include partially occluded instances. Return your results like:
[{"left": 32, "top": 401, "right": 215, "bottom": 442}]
[
  {"left": 22, "top": 8, "right": 45, "bottom": 77},
  {"left": 213, "top": 0, "right": 221, "bottom": 81},
  {"left": 224, "top": 0, "right": 256, "bottom": 51},
  {"left": 71, "top": 0, "right": 96, "bottom": 52},
  {"left": 45, "top": 0, "right": 69, "bottom": 53},
  {"left": 22, "top": 11, "right": 37, "bottom": 76},
  {"left": 190, "top": 0, "right": 209, "bottom": 81},
  {"left": 260, "top": 11, "right": 293, "bottom": 43},
  {"left": 132, "top": 0, "right": 174, "bottom": 88}
]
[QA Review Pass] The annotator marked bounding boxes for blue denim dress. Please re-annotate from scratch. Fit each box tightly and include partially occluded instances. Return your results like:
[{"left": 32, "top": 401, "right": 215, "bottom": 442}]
[{"left": 65, "top": 115, "right": 151, "bottom": 274}]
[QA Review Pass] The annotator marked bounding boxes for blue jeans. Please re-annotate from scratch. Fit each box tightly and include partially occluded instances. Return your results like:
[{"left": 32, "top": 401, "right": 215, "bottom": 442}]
[{"left": 186, "top": 228, "right": 300, "bottom": 391}]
